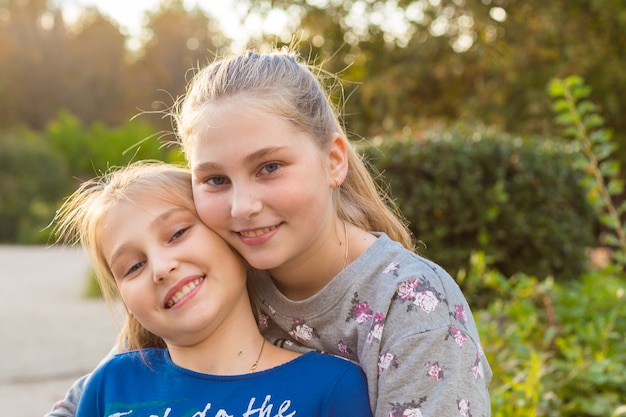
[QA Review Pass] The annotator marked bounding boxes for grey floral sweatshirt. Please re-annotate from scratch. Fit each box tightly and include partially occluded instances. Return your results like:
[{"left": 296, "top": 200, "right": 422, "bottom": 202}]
[{"left": 252, "top": 233, "right": 492, "bottom": 417}]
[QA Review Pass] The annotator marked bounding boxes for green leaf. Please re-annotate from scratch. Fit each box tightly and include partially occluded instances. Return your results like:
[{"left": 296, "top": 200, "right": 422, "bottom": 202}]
[
  {"left": 576, "top": 101, "right": 597, "bottom": 116},
  {"left": 583, "top": 114, "right": 605, "bottom": 129},
  {"left": 607, "top": 178, "right": 624, "bottom": 195},
  {"left": 552, "top": 98, "right": 572, "bottom": 113},
  {"left": 590, "top": 129, "right": 612, "bottom": 144},
  {"left": 572, "top": 84, "right": 592, "bottom": 100},
  {"left": 547, "top": 78, "right": 566, "bottom": 97},
  {"left": 602, "top": 233, "right": 620, "bottom": 247},
  {"left": 599, "top": 213, "right": 617, "bottom": 229},
  {"left": 599, "top": 160, "right": 620, "bottom": 177}
]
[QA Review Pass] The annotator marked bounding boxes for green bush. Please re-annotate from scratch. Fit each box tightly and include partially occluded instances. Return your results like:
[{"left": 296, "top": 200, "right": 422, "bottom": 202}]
[
  {"left": 0, "top": 111, "right": 186, "bottom": 244},
  {"left": 466, "top": 254, "right": 626, "bottom": 417},
  {"left": 362, "top": 123, "right": 596, "bottom": 284},
  {"left": 46, "top": 110, "right": 183, "bottom": 182},
  {"left": 0, "top": 129, "right": 70, "bottom": 243}
]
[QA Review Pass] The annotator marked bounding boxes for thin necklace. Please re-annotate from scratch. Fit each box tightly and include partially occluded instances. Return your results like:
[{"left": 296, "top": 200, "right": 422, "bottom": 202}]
[
  {"left": 249, "top": 338, "right": 266, "bottom": 373},
  {"left": 342, "top": 221, "right": 350, "bottom": 270}
]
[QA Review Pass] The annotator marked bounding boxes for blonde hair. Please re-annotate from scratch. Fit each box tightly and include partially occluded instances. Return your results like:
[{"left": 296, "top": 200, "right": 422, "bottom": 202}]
[
  {"left": 174, "top": 49, "right": 414, "bottom": 250},
  {"left": 53, "top": 161, "right": 196, "bottom": 351}
]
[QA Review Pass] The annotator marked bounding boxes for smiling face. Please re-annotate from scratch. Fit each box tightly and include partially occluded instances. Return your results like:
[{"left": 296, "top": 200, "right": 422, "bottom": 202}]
[
  {"left": 187, "top": 104, "right": 345, "bottom": 285},
  {"left": 100, "top": 194, "right": 249, "bottom": 348}
]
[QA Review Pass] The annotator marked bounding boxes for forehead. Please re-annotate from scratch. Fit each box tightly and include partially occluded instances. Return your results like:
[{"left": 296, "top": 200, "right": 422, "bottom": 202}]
[{"left": 101, "top": 194, "right": 189, "bottom": 229}]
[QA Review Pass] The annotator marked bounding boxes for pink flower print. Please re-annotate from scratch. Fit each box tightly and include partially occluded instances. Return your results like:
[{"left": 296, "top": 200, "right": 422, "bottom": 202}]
[
  {"left": 258, "top": 313, "right": 269, "bottom": 328},
  {"left": 457, "top": 398, "right": 471, "bottom": 417},
  {"left": 425, "top": 361, "right": 444, "bottom": 381},
  {"left": 373, "top": 311, "right": 385, "bottom": 323},
  {"left": 337, "top": 340, "right": 353, "bottom": 356},
  {"left": 378, "top": 352, "right": 397, "bottom": 374},
  {"left": 367, "top": 322, "right": 384, "bottom": 343},
  {"left": 289, "top": 318, "right": 316, "bottom": 341},
  {"left": 389, "top": 400, "right": 427, "bottom": 417},
  {"left": 471, "top": 355, "right": 484, "bottom": 379},
  {"left": 383, "top": 261, "right": 400, "bottom": 276},
  {"left": 447, "top": 325, "right": 467, "bottom": 347},
  {"left": 455, "top": 304, "right": 467, "bottom": 323},
  {"left": 268, "top": 304, "right": 277, "bottom": 315},
  {"left": 367, "top": 311, "right": 386, "bottom": 343},
  {"left": 354, "top": 302, "right": 373, "bottom": 324},
  {"left": 397, "top": 279, "right": 419, "bottom": 300},
  {"left": 402, "top": 408, "right": 423, "bottom": 417},
  {"left": 414, "top": 290, "right": 439, "bottom": 313}
]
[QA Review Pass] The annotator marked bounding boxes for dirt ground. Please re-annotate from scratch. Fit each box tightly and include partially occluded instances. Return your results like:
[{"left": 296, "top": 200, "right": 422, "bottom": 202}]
[{"left": 0, "top": 246, "right": 120, "bottom": 417}]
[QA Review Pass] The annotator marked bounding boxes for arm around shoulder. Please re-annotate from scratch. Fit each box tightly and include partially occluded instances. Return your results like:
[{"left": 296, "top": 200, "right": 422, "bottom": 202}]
[
  {"left": 43, "top": 344, "right": 118, "bottom": 417},
  {"left": 43, "top": 373, "right": 89, "bottom": 417}
]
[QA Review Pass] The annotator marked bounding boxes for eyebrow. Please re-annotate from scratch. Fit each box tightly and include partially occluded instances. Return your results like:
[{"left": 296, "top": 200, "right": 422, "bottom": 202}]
[
  {"left": 193, "top": 146, "right": 287, "bottom": 175},
  {"left": 108, "top": 207, "right": 188, "bottom": 268}
]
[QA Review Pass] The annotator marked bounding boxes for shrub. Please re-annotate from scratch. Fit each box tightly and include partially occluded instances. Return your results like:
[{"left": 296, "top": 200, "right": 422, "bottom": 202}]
[
  {"left": 46, "top": 110, "right": 183, "bottom": 183},
  {"left": 467, "top": 254, "right": 626, "bottom": 417},
  {"left": 0, "top": 129, "right": 70, "bottom": 243},
  {"left": 361, "top": 123, "right": 596, "bottom": 285}
]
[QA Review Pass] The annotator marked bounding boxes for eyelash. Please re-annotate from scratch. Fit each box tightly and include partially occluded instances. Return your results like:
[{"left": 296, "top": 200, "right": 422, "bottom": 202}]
[
  {"left": 203, "top": 162, "right": 282, "bottom": 186},
  {"left": 124, "top": 261, "right": 145, "bottom": 277},
  {"left": 170, "top": 226, "right": 189, "bottom": 242}
]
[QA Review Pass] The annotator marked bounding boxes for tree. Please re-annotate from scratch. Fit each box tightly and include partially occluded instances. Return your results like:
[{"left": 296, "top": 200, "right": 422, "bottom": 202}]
[
  {"left": 242, "top": 0, "right": 626, "bottom": 144},
  {"left": 128, "top": 0, "right": 231, "bottom": 131},
  {"left": 64, "top": 8, "right": 131, "bottom": 126},
  {"left": 0, "top": 0, "right": 71, "bottom": 129}
]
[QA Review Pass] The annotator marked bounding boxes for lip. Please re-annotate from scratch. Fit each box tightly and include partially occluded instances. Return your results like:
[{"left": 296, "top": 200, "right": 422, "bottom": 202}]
[
  {"left": 236, "top": 223, "right": 282, "bottom": 246},
  {"left": 163, "top": 275, "right": 205, "bottom": 309}
]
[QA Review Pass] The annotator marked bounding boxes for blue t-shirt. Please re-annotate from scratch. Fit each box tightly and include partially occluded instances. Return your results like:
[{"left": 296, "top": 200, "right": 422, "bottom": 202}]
[{"left": 76, "top": 348, "right": 372, "bottom": 417}]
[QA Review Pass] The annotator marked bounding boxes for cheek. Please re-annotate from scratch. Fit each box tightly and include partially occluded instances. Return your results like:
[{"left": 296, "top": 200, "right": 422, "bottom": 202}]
[
  {"left": 118, "top": 283, "right": 146, "bottom": 315},
  {"left": 193, "top": 190, "right": 228, "bottom": 230}
]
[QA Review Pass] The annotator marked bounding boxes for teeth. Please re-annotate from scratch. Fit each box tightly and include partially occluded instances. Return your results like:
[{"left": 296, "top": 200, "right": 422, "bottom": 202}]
[
  {"left": 239, "top": 226, "right": 276, "bottom": 238},
  {"left": 166, "top": 278, "right": 203, "bottom": 309}
]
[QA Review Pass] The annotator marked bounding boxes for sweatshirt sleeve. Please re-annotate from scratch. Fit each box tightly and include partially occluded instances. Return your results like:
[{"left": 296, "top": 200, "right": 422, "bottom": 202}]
[
  {"left": 368, "top": 259, "right": 492, "bottom": 417},
  {"left": 43, "top": 345, "right": 118, "bottom": 417},
  {"left": 42, "top": 373, "right": 88, "bottom": 417},
  {"left": 374, "top": 325, "right": 490, "bottom": 417}
]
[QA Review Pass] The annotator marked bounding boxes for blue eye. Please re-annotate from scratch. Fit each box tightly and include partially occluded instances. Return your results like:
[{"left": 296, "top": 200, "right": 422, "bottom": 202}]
[
  {"left": 206, "top": 176, "right": 229, "bottom": 186},
  {"left": 262, "top": 162, "right": 281, "bottom": 174}
]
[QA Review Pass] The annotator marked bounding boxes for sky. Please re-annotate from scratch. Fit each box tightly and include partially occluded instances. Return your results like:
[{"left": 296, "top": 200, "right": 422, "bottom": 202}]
[{"left": 53, "top": 0, "right": 287, "bottom": 50}]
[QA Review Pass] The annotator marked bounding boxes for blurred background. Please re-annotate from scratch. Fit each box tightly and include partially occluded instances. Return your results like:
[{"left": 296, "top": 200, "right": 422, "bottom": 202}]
[{"left": 1, "top": 1, "right": 625, "bottom": 416}]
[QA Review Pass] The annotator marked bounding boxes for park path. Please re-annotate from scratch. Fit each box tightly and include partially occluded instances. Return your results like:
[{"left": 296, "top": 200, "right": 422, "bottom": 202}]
[{"left": 0, "top": 245, "right": 120, "bottom": 417}]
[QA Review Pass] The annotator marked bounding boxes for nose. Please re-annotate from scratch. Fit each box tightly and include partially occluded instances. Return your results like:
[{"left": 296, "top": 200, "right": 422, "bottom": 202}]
[
  {"left": 151, "top": 249, "right": 179, "bottom": 284},
  {"left": 230, "top": 184, "right": 262, "bottom": 220}
]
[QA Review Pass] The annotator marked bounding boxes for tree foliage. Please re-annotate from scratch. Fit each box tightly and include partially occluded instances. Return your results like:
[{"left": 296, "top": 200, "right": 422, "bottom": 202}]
[
  {"left": 252, "top": 0, "right": 625, "bottom": 135},
  {"left": 1, "top": 0, "right": 624, "bottom": 142},
  {"left": 0, "top": 0, "right": 228, "bottom": 131}
]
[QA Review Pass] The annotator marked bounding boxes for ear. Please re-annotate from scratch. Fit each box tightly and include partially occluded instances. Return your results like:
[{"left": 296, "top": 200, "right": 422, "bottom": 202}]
[{"left": 328, "top": 133, "right": 349, "bottom": 188}]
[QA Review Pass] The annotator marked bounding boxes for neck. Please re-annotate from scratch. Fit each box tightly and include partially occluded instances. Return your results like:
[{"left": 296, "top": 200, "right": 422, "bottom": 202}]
[
  {"left": 165, "top": 310, "right": 265, "bottom": 375},
  {"left": 270, "top": 223, "right": 374, "bottom": 300}
]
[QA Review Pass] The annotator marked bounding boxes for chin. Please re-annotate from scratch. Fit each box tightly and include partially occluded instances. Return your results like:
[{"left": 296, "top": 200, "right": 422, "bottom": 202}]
[{"left": 246, "top": 256, "right": 282, "bottom": 272}]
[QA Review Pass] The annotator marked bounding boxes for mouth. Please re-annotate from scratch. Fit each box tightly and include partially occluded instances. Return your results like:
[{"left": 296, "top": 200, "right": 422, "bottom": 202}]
[
  {"left": 164, "top": 276, "right": 205, "bottom": 309},
  {"left": 237, "top": 224, "right": 279, "bottom": 238}
]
